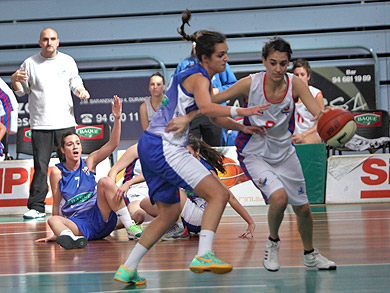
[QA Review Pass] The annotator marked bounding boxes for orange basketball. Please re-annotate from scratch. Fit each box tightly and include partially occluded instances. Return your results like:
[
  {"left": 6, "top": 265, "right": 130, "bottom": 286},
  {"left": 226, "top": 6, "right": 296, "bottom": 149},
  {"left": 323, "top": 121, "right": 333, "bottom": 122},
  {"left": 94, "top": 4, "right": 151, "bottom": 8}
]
[
  {"left": 317, "top": 108, "right": 357, "bottom": 147},
  {"left": 217, "top": 157, "right": 240, "bottom": 188}
]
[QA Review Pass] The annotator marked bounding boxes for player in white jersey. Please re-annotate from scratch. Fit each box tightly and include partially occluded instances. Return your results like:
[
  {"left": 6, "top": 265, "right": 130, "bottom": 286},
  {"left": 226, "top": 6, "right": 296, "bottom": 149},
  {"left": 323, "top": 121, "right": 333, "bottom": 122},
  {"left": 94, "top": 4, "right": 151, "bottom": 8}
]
[
  {"left": 212, "top": 37, "right": 336, "bottom": 272},
  {"left": 139, "top": 72, "right": 166, "bottom": 130},
  {"left": 0, "top": 78, "right": 18, "bottom": 160},
  {"left": 292, "top": 59, "right": 325, "bottom": 144},
  {"left": 113, "top": 9, "right": 269, "bottom": 286}
]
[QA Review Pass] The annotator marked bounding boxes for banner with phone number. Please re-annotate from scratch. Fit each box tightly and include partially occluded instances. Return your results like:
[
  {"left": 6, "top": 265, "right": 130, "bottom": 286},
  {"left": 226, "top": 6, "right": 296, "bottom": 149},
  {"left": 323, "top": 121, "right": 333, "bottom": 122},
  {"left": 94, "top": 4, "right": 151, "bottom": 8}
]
[{"left": 15, "top": 76, "right": 150, "bottom": 141}]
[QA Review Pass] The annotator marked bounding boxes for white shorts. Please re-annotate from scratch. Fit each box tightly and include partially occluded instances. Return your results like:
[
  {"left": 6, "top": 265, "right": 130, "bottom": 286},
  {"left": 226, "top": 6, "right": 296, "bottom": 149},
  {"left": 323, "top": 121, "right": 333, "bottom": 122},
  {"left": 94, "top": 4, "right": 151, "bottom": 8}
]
[
  {"left": 240, "top": 152, "right": 308, "bottom": 206},
  {"left": 181, "top": 197, "right": 207, "bottom": 233},
  {"left": 125, "top": 186, "right": 149, "bottom": 203}
]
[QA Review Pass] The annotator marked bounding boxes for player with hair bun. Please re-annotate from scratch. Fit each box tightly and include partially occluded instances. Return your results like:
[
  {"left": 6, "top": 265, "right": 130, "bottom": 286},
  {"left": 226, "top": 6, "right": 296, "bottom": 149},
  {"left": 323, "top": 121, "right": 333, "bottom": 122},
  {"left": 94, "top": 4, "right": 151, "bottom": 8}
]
[{"left": 114, "top": 9, "right": 269, "bottom": 285}]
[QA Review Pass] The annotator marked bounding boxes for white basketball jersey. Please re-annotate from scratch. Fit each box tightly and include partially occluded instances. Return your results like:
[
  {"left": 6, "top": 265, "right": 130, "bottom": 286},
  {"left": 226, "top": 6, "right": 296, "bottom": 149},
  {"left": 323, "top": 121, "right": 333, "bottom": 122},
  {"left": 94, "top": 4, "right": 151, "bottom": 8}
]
[
  {"left": 144, "top": 96, "right": 157, "bottom": 122},
  {"left": 294, "top": 86, "right": 322, "bottom": 134},
  {"left": 236, "top": 72, "right": 296, "bottom": 164}
]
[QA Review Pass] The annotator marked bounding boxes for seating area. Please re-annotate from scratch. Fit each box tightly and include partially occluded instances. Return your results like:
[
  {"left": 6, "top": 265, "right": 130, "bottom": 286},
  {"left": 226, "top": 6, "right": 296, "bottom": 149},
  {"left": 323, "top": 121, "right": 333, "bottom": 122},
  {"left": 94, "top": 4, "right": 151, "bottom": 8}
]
[{"left": 0, "top": 0, "right": 388, "bottom": 151}]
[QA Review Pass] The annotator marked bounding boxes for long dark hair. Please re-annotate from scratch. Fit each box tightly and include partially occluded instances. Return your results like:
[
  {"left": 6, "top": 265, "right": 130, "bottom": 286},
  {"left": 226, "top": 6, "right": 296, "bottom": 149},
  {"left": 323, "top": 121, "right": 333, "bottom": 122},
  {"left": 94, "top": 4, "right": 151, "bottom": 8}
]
[
  {"left": 58, "top": 131, "right": 80, "bottom": 162},
  {"left": 188, "top": 134, "right": 226, "bottom": 174},
  {"left": 177, "top": 9, "right": 226, "bottom": 62}
]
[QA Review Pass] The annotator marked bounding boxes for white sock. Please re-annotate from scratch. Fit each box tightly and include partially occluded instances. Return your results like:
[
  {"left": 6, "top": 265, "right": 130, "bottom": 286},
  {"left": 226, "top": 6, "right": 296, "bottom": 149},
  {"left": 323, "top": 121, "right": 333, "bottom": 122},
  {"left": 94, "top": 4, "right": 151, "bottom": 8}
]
[
  {"left": 124, "top": 243, "right": 149, "bottom": 270},
  {"left": 177, "top": 222, "right": 184, "bottom": 229},
  {"left": 197, "top": 230, "right": 215, "bottom": 256},
  {"left": 60, "top": 229, "right": 83, "bottom": 240},
  {"left": 116, "top": 207, "right": 136, "bottom": 230}
]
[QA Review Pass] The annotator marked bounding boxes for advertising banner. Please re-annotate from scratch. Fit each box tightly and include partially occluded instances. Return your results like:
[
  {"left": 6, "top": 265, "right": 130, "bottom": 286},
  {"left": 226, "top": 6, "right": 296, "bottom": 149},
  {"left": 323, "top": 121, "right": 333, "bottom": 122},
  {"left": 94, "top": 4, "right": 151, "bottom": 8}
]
[
  {"left": 15, "top": 76, "right": 151, "bottom": 141},
  {"left": 326, "top": 154, "right": 390, "bottom": 203},
  {"left": 0, "top": 159, "right": 58, "bottom": 215}
]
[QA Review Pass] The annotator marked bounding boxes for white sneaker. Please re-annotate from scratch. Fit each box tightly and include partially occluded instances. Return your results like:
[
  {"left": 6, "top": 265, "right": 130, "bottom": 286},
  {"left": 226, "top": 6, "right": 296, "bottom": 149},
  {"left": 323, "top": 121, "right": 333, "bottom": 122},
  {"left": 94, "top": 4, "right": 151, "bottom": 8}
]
[
  {"left": 23, "top": 209, "right": 46, "bottom": 219},
  {"left": 304, "top": 249, "right": 337, "bottom": 270},
  {"left": 263, "top": 239, "right": 280, "bottom": 271}
]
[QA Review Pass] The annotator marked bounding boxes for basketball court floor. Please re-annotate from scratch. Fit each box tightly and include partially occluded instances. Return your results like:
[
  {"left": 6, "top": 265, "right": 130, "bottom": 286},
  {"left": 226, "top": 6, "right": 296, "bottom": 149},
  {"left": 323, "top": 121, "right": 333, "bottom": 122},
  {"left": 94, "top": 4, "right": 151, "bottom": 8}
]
[{"left": 1, "top": 203, "right": 389, "bottom": 292}]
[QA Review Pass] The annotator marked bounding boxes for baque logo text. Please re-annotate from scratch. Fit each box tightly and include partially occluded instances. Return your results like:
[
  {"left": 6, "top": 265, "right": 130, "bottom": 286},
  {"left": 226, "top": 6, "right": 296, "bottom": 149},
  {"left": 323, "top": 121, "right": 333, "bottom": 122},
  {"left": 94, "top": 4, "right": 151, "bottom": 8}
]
[
  {"left": 77, "top": 127, "right": 102, "bottom": 138},
  {"left": 354, "top": 114, "right": 380, "bottom": 126}
]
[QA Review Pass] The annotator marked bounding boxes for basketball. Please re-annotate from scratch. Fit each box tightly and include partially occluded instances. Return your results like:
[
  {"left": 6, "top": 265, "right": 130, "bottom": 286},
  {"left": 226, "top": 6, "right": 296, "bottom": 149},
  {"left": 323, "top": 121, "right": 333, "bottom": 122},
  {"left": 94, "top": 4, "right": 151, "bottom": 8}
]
[
  {"left": 217, "top": 157, "right": 240, "bottom": 188},
  {"left": 317, "top": 108, "right": 357, "bottom": 147}
]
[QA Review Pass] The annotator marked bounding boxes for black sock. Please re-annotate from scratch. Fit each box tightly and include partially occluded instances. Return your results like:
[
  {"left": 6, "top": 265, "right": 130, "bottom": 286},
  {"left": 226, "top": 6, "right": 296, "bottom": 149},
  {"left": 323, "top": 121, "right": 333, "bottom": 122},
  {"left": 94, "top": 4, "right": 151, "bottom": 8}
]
[
  {"left": 304, "top": 249, "right": 315, "bottom": 255},
  {"left": 269, "top": 236, "right": 280, "bottom": 242}
]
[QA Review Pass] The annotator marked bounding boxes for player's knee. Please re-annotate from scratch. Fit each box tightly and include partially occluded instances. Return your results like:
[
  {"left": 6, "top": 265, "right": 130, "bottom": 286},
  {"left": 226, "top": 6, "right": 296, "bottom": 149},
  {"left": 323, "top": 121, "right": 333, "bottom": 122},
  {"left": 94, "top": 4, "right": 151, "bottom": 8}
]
[
  {"left": 47, "top": 215, "right": 60, "bottom": 228},
  {"left": 294, "top": 203, "right": 311, "bottom": 218},
  {"left": 132, "top": 209, "right": 146, "bottom": 224},
  {"left": 97, "top": 176, "right": 115, "bottom": 190},
  {"left": 270, "top": 191, "right": 288, "bottom": 210}
]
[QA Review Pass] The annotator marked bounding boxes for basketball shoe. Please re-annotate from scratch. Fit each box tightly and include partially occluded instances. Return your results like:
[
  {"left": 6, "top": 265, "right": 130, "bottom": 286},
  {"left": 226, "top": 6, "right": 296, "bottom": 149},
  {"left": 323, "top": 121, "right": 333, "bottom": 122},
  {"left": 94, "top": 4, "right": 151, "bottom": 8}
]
[
  {"left": 161, "top": 223, "right": 189, "bottom": 241},
  {"left": 263, "top": 239, "right": 280, "bottom": 271},
  {"left": 114, "top": 265, "right": 146, "bottom": 285},
  {"left": 189, "top": 252, "right": 233, "bottom": 274},
  {"left": 56, "top": 234, "right": 87, "bottom": 249},
  {"left": 304, "top": 249, "right": 337, "bottom": 270},
  {"left": 127, "top": 223, "right": 143, "bottom": 240},
  {"left": 23, "top": 209, "right": 46, "bottom": 219}
]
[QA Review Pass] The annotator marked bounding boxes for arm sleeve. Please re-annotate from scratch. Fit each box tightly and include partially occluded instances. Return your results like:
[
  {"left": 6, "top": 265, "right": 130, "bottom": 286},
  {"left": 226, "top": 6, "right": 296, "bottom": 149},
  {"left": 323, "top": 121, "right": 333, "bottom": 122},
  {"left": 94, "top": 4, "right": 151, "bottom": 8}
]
[{"left": 68, "top": 58, "right": 84, "bottom": 95}]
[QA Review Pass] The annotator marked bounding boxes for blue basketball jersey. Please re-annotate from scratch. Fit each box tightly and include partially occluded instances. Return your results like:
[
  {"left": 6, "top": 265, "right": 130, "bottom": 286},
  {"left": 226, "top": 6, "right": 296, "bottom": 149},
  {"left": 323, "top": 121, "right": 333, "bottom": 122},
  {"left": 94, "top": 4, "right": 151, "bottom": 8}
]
[
  {"left": 56, "top": 158, "right": 98, "bottom": 218},
  {"left": 147, "top": 63, "right": 212, "bottom": 146}
]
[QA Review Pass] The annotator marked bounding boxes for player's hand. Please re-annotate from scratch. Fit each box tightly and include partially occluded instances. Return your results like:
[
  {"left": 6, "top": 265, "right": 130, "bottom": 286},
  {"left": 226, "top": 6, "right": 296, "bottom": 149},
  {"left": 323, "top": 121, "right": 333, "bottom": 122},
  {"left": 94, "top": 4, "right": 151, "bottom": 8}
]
[
  {"left": 115, "top": 181, "right": 131, "bottom": 200},
  {"left": 165, "top": 116, "right": 190, "bottom": 136},
  {"left": 77, "top": 88, "right": 90, "bottom": 100},
  {"left": 238, "top": 104, "right": 270, "bottom": 117},
  {"left": 238, "top": 223, "right": 255, "bottom": 238},
  {"left": 242, "top": 125, "right": 266, "bottom": 136},
  {"left": 312, "top": 106, "right": 334, "bottom": 122},
  {"left": 292, "top": 133, "right": 304, "bottom": 144},
  {"left": 111, "top": 95, "right": 122, "bottom": 120},
  {"left": 12, "top": 68, "right": 28, "bottom": 83},
  {"left": 35, "top": 234, "right": 57, "bottom": 243}
]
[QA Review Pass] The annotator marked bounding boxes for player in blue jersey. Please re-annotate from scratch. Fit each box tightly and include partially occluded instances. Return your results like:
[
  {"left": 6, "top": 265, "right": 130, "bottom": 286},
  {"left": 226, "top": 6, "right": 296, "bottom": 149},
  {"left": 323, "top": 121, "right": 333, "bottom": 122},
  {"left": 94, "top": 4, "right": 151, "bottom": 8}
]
[
  {"left": 114, "top": 9, "right": 270, "bottom": 286},
  {"left": 211, "top": 37, "right": 336, "bottom": 272},
  {"left": 139, "top": 134, "right": 256, "bottom": 239},
  {"left": 35, "top": 95, "right": 142, "bottom": 249}
]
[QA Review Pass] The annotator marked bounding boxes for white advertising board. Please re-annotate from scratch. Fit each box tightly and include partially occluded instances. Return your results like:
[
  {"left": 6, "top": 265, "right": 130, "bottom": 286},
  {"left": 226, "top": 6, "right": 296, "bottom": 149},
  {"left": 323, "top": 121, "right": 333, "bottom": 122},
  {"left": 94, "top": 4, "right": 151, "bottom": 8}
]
[{"left": 326, "top": 154, "right": 390, "bottom": 203}]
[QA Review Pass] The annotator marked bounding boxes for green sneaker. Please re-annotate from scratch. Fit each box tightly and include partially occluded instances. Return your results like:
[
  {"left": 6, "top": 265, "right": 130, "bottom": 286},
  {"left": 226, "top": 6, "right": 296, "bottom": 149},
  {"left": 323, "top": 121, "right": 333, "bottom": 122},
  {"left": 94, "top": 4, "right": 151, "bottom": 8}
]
[
  {"left": 127, "top": 223, "right": 143, "bottom": 240},
  {"left": 189, "top": 252, "right": 233, "bottom": 274},
  {"left": 114, "top": 265, "right": 146, "bottom": 285}
]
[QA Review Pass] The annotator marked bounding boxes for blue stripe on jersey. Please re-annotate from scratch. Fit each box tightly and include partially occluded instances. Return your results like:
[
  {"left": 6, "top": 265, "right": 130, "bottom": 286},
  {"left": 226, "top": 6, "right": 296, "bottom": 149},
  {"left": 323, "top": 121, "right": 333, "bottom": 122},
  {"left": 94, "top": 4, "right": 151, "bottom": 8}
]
[
  {"left": 123, "top": 160, "right": 137, "bottom": 184},
  {"left": 288, "top": 107, "right": 296, "bottom": 134},
  {"left": 0, "top": 89, "right": 14, "bottom": 112},
  {"left": 0, "top": 89, "right": 13, "bottom": 131},
  {"left": 235, "top": 116, "right": 252, "bottom": 153},
  {"left": 236, "top": 152, "right": 269, "bottom": 204}
]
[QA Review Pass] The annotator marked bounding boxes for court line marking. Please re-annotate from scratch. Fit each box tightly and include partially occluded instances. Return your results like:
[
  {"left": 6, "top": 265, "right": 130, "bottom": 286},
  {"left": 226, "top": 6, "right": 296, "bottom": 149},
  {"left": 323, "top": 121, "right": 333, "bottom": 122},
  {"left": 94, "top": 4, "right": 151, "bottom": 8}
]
[
  {"left": 93, "top": 284, "right": 268, "bottom": 293},
  {"left": 1, "top": 214, "right": 390, "bottom": 237},
  {"left": 1, "top": 263, "right": 390, "bottom": 277}
]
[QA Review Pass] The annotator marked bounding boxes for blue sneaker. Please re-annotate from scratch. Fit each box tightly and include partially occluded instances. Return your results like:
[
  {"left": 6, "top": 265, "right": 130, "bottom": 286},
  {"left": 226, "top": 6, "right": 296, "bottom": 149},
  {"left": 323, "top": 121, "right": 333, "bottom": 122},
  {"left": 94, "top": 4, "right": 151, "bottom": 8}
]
[{"left": 114, "top": 265, "right": 146, "bottom": 285}]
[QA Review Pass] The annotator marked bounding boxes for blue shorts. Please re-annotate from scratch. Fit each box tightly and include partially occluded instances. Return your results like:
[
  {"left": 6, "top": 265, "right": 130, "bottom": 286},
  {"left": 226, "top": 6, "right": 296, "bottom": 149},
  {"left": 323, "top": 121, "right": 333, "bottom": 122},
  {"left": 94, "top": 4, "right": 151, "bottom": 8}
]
[
  {"left": 70, "top": 202, "right": 117, "bottom": 240},
  {"left": 138, "top": 131, "right": 211, "bottom": 205}
]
